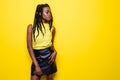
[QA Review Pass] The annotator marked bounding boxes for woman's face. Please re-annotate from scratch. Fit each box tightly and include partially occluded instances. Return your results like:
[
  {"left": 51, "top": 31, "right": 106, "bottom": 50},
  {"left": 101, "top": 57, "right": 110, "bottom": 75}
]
[{"left": 42, "top": 7, "right": 52, "bottom": 22}]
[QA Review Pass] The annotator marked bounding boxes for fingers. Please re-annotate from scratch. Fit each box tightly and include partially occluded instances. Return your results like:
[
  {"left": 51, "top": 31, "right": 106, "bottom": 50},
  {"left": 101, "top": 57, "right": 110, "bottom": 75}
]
[
  {"left": 48, "top": 54, "right": 55, "bottom": 64},
  {"left": 36, "top": 70, "right": 42, "bottom": 76},
  {"left": 48, "top": 56, "right": 54, "bottom": 64},
  {"left": 48, "top": 51, "right": 57, "bottom": 64},
  {"left": 35, "top": 66, "right": 43, "bottom": 76}
]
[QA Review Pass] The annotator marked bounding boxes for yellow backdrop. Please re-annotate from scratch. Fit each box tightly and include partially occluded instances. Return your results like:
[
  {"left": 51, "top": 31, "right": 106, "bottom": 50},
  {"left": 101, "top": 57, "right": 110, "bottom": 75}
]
[{"left": 0, "top": 0, "right": 120, "bottom": 80}]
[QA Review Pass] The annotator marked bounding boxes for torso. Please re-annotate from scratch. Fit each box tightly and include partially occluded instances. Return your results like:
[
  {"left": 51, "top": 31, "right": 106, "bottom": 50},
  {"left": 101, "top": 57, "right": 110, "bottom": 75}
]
[{"left": 32, "top": 23, "right": 52, "bottom": 50}]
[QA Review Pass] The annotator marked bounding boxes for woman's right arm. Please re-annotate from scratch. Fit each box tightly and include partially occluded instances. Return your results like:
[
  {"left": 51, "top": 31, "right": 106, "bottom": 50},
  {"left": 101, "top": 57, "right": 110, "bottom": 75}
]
[
  {"left": 27, "top": 24, "right": 42, "bottom": 75},
  {"left": 27, "top": 24, "right": 39, "bottom": 66}
]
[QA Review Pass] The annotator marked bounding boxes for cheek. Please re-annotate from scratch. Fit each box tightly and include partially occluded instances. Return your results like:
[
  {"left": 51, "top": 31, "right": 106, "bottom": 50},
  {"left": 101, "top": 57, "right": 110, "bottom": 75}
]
[
  {"left": 42, "top": 13, "right": 47, "bottom": 19},
  {"left": 42, "top": 14, "right": 45, "bottom": 18}
]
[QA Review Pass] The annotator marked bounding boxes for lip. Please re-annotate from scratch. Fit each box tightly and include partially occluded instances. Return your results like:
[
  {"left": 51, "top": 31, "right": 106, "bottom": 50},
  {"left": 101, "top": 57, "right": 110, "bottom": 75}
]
[{"left": 47, "top": 16, "right": 51, "bottom": 19}]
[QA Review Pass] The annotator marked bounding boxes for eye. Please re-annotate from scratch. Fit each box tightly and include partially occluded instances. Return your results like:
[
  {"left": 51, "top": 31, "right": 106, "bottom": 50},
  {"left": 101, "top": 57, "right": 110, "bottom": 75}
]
[{"left": 46, "top": 10, "right": 50, "bottom": 14}]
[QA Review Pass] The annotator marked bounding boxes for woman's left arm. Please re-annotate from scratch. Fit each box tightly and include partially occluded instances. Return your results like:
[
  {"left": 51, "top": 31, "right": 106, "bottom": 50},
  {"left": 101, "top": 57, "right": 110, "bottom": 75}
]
[{"left": 49, "top": 26, "right": 57, "bottom": 64}]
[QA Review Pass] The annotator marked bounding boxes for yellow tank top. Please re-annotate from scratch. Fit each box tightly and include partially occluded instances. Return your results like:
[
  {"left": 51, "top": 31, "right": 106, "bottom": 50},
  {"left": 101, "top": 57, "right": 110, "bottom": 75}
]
[{"left": 32, "top": 23, "right": 52, "bottom": 50}]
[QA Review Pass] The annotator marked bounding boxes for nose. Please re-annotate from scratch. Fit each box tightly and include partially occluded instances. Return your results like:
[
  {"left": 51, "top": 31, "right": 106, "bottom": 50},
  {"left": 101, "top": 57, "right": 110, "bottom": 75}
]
[{"left": 48, "top": 12, "right": 51, "bottom": 17}]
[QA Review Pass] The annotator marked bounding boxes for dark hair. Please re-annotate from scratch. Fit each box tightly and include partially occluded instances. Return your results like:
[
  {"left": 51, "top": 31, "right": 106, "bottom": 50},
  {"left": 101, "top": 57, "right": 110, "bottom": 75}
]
[{"left": 32, "top": 3, "right": 53, "bottom": 41}]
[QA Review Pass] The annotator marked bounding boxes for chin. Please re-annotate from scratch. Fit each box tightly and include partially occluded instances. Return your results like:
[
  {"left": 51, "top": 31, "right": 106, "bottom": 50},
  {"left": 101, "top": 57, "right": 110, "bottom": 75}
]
[{"left": 47, "top": 19, "right": 51, "bottom": 22}]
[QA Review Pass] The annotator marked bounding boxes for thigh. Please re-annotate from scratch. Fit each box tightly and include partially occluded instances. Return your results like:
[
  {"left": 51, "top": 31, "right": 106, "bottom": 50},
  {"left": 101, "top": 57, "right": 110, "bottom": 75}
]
[
  {"left": 47, "top": 74, "right": 53, "bottom": 80},
  {"left": 31, "top": 75, "right": 40, "bottom": 80}
]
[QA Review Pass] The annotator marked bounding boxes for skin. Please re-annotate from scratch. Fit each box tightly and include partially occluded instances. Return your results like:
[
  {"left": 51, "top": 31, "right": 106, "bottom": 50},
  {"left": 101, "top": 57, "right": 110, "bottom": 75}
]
[
  {"left": 42, "top": 7, "right": 52, "bottom": 23},
  {"left": 27, "top": 6, "right": 57, "bottom": 80}
]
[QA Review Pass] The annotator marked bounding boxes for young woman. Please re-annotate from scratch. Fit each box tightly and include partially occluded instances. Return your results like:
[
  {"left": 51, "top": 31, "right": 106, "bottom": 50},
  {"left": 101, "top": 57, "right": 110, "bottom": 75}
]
[{"left": 27, "top": 4, "right": 57, "bottom": 80}]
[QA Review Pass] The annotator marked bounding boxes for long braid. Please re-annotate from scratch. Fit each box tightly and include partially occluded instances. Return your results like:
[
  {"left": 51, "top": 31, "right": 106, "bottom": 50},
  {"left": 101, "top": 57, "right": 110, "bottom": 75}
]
[{"left": 32, "top": 4, "right": 53, "bottom": 42}]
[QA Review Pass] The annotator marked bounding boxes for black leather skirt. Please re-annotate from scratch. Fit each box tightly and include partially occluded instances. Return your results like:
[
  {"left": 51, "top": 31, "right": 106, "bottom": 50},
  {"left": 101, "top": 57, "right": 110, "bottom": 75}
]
[{"left": 31, "top": 47, "right": 57, "bottom": 76}]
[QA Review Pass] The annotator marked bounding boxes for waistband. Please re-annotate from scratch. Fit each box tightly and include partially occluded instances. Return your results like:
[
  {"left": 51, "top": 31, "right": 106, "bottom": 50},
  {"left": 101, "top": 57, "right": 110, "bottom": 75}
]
[{"left": 33, "top": 47, "right": 52, "bottom": 51}]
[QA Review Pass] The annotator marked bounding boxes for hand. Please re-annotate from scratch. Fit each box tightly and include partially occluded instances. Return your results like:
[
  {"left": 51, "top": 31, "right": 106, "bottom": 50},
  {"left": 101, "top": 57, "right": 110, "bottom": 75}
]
[
  {"left": 48, "top": 50, "right": 57, "bottom": 64},
  {"left": 35, "top": 65, "right": 42, "bottom": 76}
]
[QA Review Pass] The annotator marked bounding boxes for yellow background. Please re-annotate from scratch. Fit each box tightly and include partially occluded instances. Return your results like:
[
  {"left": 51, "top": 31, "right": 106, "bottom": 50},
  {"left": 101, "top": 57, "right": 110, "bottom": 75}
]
[{"left": 0, "top": 0, "right": 120, "bottom": 80}]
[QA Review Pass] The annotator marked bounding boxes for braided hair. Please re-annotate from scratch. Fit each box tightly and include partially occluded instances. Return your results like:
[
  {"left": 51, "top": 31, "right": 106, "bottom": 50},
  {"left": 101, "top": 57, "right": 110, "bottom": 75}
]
[{"left": 32, "top": 4, "right": 53, "bottom": 41}]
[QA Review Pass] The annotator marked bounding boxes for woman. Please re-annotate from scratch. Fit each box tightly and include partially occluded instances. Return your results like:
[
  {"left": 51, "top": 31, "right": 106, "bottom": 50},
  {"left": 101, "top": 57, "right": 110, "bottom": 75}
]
[{"left": 27, "top": 4, "right": 57, "bottom": 80}]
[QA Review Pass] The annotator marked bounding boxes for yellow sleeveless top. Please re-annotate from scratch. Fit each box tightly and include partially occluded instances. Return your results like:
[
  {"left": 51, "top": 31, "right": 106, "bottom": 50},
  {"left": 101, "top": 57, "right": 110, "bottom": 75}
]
[{"left": 32, "top": 23, "right": 52, "bottom": 50}]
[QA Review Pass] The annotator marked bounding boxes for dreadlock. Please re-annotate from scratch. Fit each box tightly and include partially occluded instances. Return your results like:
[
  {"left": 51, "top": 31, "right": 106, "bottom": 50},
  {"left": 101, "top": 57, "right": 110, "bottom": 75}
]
[{"left": 32, "top": 4, "right": 53, "bottom": 41}]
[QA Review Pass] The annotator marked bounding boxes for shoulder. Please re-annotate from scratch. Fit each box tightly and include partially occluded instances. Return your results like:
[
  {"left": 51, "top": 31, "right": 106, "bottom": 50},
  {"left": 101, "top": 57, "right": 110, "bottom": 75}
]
[
  {"left": 27, "top": 24, "right": 32, "bottom": 29},
  {"left": 27, "top": 24, "right": 33, "bottom": 33},
  {"left": 27, "top": 24, "right": 32, "bottom": 30},
  {"left": 51, "top": 26, "right": 56, "bottom": 32}
]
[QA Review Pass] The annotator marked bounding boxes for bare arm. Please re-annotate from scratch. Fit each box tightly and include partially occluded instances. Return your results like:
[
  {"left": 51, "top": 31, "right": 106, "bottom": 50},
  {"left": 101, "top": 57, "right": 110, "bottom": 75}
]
[
  {"left": 51, "top": 26, "right": 56, "bottom": 51},
  {"left": 27, "top": 24, "right": 42, "bottom": 75},
  {"left": 27, "top": 24, "right": 39, "bottom": 67},
  {"left": 49, "top": 26, "right": 57, "bottom": 64}
]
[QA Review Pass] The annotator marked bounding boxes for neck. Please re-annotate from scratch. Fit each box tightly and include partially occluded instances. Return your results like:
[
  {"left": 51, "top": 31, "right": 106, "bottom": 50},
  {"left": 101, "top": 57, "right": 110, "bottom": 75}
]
[{"left": 42, "top": 19, "right": 49, "bottom": 23}]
